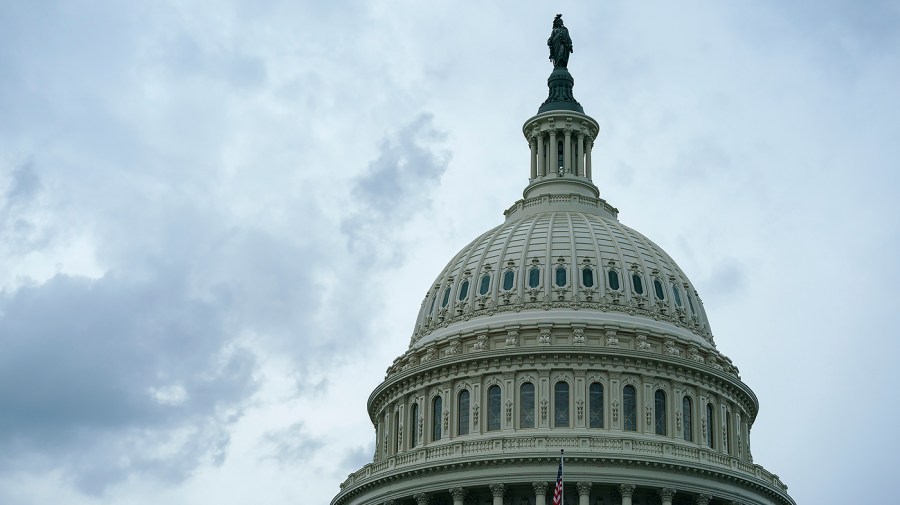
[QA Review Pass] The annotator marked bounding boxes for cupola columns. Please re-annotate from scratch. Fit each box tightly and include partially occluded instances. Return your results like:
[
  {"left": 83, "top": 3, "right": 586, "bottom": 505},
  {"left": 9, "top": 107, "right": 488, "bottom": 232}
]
[{"left": 521, "top": 110, "right": 600, "bottom": 200}]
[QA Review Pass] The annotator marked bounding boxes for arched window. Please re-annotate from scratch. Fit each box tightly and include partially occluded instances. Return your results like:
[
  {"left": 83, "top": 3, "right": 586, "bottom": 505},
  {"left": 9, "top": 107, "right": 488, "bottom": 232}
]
[
  {"left": 458, "top": 280, "right": 469, "bottom": 301},
  {"left": 554, "top": 382, "right": 570, "bottom": 427},
  {"left": 457, "top": 390, "right": 470, "bottom": 436},
  {"left": 686, "top": 291, "right": 696, "bottom": 315},
  {"left": 623, "top": 385, "right": 637, "bottom": 431},
  {"left": 432, "top": 396, "right": 442, "bottom": 441},
  {"left": 441, "top": 286, "right": 452, "bottom": 308},
  {"left": 410, "top": 403, "right": 419, "bottom": 448},
  {"left": 725, "top": 410, "right": 732, "bottom": 454},
  {"left": 555, "top": 266, "right": 567, "bottom": 287},
  {"left": 672, "top": 283, "right": 683, "bottom": 307},
  {"left": 520, "top": 382, "right": 535, "bottom": 429},
  {"left": 632, "top": 273, "right": 644, "bottom": 294},
  {"left": 653, "top": 279, "right": 665, "bottom": 300},
  {"left": 582, "top": 267, "right": 595, "bottom": 288},
  {"left": 557, "top": 139, "right": 564, "bottom": 171},
  {"left": 706, "top": 403, "right": 715, "bottom": 449},
  {"left": 608, "top": 270, "right": 620, "bottom": 290},
  {"left": 683, "top": 396, "right": 693, "bottom": 442},
  {"left": 428, "top": 292, "right": 438, "bottom": 315},
  {"left": 654, "top": 390, "right": 667, "bottom": 435},
  {"left": 479, "top": 274, "right": 491, "bottom": 296},
  {"left": 487, "top": 385, "right": 501, "bottom": 431},
  {"left": 589, "top": 382, "right": 604, "bottom": 428},
  {"left": 528, "top": 266, "right": 541, "bottom": 288},
  {"left": 502, "top": 270, "right": 515, "bottom": 291},
  {"left": 393, "top": 411, "right": 400, "bottom": 454}
]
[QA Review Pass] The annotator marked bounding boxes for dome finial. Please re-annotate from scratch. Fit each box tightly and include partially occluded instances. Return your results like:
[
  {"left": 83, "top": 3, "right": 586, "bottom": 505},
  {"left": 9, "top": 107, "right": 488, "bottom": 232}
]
[
  {"left": 539, "top": 14, "right": 582, "bottom": 113},
  {"left": 548, "top": 14, "right": 573, "bottom": 69}
]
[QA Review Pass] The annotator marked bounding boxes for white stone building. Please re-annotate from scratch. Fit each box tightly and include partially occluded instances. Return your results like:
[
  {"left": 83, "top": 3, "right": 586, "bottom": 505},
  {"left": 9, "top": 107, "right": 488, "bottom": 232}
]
[{"left": 331, "top": 16, "right": 794, "bottom": 505}]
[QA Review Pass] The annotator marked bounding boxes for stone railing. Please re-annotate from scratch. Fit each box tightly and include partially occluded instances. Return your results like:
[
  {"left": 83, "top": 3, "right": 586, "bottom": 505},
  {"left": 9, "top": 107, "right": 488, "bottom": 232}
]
[{"left": 339, "top": 433, "right": 789, "bottom": 496}]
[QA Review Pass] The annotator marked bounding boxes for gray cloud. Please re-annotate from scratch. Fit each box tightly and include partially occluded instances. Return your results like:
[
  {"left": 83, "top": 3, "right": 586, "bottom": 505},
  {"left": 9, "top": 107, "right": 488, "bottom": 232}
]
[
  {"left": 342, "top": 113, "right": 450, "bottom": 260},
  {"left": 260, "top": 422, "right": 325, "bottom": 467}
]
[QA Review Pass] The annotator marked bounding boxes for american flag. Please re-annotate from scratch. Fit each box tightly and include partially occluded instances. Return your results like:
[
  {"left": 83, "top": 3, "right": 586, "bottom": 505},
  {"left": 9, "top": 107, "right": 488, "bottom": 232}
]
[{"left": 552, "top": 449, "right": 564, "bottom": 505}]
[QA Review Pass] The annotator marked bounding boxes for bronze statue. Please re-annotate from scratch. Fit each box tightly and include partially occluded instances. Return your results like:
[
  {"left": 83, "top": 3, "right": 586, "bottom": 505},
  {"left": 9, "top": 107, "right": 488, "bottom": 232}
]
[{"left": 548, "top": 14, "right": 573, "bottom": 68}]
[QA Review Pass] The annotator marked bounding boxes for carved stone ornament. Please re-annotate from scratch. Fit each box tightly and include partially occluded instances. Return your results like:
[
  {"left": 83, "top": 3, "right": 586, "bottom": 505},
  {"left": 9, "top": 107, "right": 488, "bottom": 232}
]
[
  {"left": 695, "top": 494, "right": 712, "bottom": 505},
  {"left": 577, "top": 481, "right": 592, "bottom": 495},
  {"left": 619, "top": 484, "right": 636, "bottom": 498},
  {"left": 659, "top": 488, "right": 677, "bottom": 502},
  {"left": 605, "top": 329, "right": 619, "bottom": 347},
  {"left": 539, "top": 327, "right": 552, "bottom": 345},
  {"left": 572, "top": 327, "right": 585, "bottom": 344},
  {"left": 414, "top": 492, "right": 429, "bottom": 505},
  {"left": 676, "top": 410, "right": 683, "bottom": 431},
  {"left": 472, "top": 404, "right": 480, "bottom": 425},
  {"left": 576, "top": 396, "right": 585, "bottom": 420},
  {"left": 489, "top": 483, "right": 506, "bottom": 498},
  {"left": 664, "top": 339, "right": 681, "bottom": 356},
  {"left": 474, "top": 334, "right": 487, "bottom": 351},
  {"left": 645, "top": 403, "right": 653, "bottom": 427},
  {"left": 444, "top": 339, "right": 460, "bottom": 356},
  {"left": 636, "top": 334, "right": 651, "bottom": 351},
  {"left": 688, "top": 346, "right": 705, "bottom": 363},
  {"left": 540, "top": 397, "right": 549, "bottom": 420},
  {"left": 505, "top": 399, "right": 514, "bottom": 423},
  {"left": 417, "top": 415, "right": 424, "bottom": 443},
  {"left": 701, "top": 417, "right": 708, "bottom": 442},
  {"left": 611, "top": 400, "right": 620, "bottom": 423},
  {"left": 506, "top": 329, "right": 519, "bottom": 347},
  {"left": 443, "top": 409, "right": 450, "bottom": 432},
  {"left": 532, "top": 481, "right": 549, "bottom": 495},
  {"left": 449, "top": 487, "right": 467, "bottom": 501}
]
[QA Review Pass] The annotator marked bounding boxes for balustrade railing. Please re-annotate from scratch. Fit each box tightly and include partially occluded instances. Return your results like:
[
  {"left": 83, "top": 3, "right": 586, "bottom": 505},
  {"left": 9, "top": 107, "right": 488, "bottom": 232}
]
[{"left": 341, "top": 434, "right": 788, "bottom": 494}]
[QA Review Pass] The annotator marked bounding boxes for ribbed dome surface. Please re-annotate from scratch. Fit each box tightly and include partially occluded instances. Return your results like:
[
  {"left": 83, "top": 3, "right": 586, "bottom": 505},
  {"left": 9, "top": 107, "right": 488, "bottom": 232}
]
[{"left": 411, "top": 206, "right": 714, "bottom": 349}]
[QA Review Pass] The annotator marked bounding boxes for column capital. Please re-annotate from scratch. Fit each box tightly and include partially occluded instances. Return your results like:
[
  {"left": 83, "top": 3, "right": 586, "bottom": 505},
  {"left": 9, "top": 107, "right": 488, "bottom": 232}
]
[
  {"left": 449, "top": 487, "right": 467, "bottom": 501},
  {"left": 619, "top": 484, "right": 636, "bottom": 498},
  {"left": 659, "top": 488, "right": 677, "bottom": 501},
  {"left": 489, "top": 483, "right": 506, "bottom": 498},
  {"left": 532, "top": 481, "right": 549, "bottom": 494},
  {"left": 695, "top": 494, "right": 712, "bottom": 505},
  {"left": 577, "top": 481, "right": 593, "bottom": 495},
  {"left": 414, "top": 492, "right": 429, "bottom": 505}
]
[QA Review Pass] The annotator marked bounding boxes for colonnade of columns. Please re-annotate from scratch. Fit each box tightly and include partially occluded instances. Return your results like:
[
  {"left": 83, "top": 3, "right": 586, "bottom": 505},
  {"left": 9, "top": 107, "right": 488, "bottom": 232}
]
[
  {"left": 528, "top": 125, "right": 595, "bottom": 181},
  {"left": 382, "top": 482, "right": 729, "bottom": 505}
]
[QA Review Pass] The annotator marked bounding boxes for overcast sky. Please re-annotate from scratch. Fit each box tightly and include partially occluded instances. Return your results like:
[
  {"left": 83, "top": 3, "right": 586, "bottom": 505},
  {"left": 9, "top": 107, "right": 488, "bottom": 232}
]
[{"left": 1, "top": 1, "right": 898, "bottom": 504}]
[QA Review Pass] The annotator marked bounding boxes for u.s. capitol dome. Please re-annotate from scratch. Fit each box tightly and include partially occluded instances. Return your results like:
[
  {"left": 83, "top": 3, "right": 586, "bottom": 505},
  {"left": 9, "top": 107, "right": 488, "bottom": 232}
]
[{"left": 332, "top": 15, "right": 793, "bottom": 505}]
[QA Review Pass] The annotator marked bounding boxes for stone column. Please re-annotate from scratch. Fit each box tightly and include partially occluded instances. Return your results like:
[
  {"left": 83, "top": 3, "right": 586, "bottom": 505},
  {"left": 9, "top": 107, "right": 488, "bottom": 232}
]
[
  {"left": 659, "top": 488, "right": 676, "bottom": 505},
  {"left": 414, "top": 492, "right": 429, "bottom": 505},
  {"left": 530, "top": 137, "right": 538, "bottom": 180},
  {"left": 576, "top": 482, "right": 592, "bottom": 505},
  {"left": 585, "top": 137, "right": 593, "bottom": 180},
  {"left": 489, "top": 484, "right": 505, "bottom": 505},
  {"left": 563, "top": 128, "right": 572, "bottom": 174},
  {"left": 450, "top": 487, "right": 466, "bottom": 505},
  {"left": 532, "top": 481, "right": 549, "bottom": 505},
  {"left": 576, "top": 133, "right": 584, "bottom": 176},
  {"left": 549, "top": 130, "right": 558, "bottom": 173},
  {"left": 695, "top": 494, "right": 711, "bottom": 505},
  {"left": 537, "top": 133, "right": 546, "bottom": 177},
  {"left": 619, "top": 484, "right": 636, "bottom": 505}
]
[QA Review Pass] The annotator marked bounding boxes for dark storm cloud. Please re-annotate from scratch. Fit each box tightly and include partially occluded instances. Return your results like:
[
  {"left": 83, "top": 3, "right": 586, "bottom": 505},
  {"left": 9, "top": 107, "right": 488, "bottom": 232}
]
[
  {"left": 0, "top": 269, "right": 256, "bottom": 493},
  {"left": 342, "top": 113, "right": 450, "bottom": 258}
]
